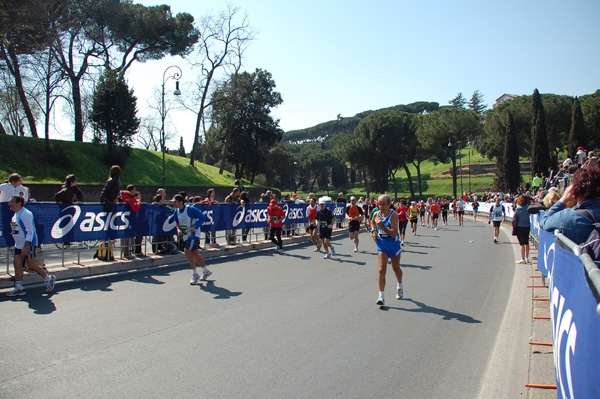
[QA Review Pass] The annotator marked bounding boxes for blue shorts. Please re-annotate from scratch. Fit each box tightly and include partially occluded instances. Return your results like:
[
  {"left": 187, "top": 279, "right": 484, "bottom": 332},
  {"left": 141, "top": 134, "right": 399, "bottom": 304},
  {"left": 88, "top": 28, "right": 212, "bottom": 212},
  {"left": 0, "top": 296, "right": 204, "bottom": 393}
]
[
  {"left": 184, "top": 239, "right": 200, "bottom": 251},
  {"left": 377, "top": 239, "right": 402, "bottom": 258}
]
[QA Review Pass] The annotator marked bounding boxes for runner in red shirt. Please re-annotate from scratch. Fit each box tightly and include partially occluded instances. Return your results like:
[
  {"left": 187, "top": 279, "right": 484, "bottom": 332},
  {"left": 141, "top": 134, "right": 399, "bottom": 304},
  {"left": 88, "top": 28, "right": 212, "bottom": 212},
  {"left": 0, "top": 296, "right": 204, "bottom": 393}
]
[
  {"left": 430, "top": 200, "right": 441, "bottom": 230},
  {"left": 306, "top": 197, "right": 321, "bottom": 251},
  {"left": 267, "top": 199, "right": 286, "bottom": 254},
  {"left": 396, "top": 199, "right": 409, "bottom": 245}
]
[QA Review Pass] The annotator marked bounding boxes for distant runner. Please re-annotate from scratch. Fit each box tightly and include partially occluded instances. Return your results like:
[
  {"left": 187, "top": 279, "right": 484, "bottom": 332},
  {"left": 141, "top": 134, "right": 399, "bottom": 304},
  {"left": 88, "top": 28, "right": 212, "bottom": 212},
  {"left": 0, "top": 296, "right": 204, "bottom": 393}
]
[{"left": 346, "top": 196, "right": 364, "bottom": 252}]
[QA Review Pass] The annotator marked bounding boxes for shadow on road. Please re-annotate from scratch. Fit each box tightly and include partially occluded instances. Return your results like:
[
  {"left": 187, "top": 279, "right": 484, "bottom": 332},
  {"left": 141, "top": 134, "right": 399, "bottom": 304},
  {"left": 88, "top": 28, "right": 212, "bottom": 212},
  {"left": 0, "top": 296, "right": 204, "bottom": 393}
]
[
  {"left": 379, "top": 297, "right": 481, "bottom": 324},
  {"left": 198, "top": 280, "right": 242, "bottom": 300},
  {"left": 2, "top": 291, "right": 57, "bottom": 314},
  {"left": 400, "top": 263, "right": 432, "bottom": 271}
]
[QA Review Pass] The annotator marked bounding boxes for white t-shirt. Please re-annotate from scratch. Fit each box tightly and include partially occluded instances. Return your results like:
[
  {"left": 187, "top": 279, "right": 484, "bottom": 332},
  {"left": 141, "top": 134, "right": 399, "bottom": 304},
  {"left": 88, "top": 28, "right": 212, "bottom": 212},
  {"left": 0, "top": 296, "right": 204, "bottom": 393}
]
[
  {"left": 11, "top": 207, "right": 38, "bottom": 249},
  {"left": 0, "top": 183, "right": 28, "bottom": 203},
  {"left": 490, "top": 204, "right": 505, "bottom": 221}
]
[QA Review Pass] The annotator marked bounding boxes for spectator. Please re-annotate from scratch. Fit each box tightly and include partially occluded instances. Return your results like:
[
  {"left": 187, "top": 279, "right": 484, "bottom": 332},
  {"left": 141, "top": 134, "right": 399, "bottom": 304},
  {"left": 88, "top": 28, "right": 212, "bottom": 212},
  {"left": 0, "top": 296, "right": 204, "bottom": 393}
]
[
  {"left": 151, "top": 194, "right": 177, "bottom": 255},
  {"left": 240, "top": 191, "right": 251, "bottom": 243},
  {"left": 119, "top": 184, "right": 142, "bottom": 257},
  {"left": 99, "top": 165, "right": 121, "bottom": 212},
  {"left": 224, "top": 188, "right": 241, "bottom": 245},
  {"left": 201, "top": 188, "right": 219, "bottom": 247},
  {"left": 0, "top": 173, "right": 28, "bottom": 203},
  {"left": 54, "top": 174, "right": 84, "bottom": 204},
  {"left": 540, "top": 162, "right": 600, "bottom": 244},
  {"left": 513, "top": 195, "right": 531, "bottom": 264},
  {"left": 156, "top": 188, "right": 166, "bottom": 201},
  {"left": 260, "top": 190, "right": 274, "bottom": 239}
]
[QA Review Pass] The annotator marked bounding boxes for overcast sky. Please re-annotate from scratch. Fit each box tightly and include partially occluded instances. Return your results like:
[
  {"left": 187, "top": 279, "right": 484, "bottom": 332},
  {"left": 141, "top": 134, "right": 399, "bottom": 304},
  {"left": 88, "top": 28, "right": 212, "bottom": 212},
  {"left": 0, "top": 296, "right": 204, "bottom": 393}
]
[{"left": 121, "top": 0, "right": 600, "bottom": 151}]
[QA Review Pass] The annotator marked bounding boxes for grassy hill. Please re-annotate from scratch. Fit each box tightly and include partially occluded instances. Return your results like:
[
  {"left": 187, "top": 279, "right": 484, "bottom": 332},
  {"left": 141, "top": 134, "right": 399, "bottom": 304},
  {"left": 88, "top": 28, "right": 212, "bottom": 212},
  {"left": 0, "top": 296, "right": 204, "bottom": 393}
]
[{"left": 0, "top": 135, "right": 251, "bottom": 187}]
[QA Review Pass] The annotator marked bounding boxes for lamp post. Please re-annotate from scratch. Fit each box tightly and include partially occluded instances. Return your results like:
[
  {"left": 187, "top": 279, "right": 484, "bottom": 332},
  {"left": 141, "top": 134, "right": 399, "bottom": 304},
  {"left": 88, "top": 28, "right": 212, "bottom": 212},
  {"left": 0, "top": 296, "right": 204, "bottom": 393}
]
[
  {"left": 458, "top": 139, "right": 463, "bottom": 197},
  {"left": 160, "top": 65, "right": 182, "bottom": 191}
]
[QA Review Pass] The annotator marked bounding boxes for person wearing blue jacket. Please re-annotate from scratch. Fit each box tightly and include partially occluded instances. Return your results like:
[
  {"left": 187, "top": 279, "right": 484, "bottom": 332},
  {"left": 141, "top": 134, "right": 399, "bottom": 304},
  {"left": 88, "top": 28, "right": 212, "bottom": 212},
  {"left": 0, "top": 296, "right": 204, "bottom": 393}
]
[
  {"left": 540, "top": 163, "right": 600, "bottom": 245},
  {"left": 172, "top": 194, "right": 212, "bottom": 285}
]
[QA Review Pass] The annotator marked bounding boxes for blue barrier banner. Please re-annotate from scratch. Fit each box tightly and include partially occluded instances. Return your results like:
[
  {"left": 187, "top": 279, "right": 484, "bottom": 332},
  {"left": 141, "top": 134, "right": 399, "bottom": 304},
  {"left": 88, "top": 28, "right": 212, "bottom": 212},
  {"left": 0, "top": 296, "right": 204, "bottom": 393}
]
[
  {"left": 0, "top": 202, "right": 346, "bottom": 247},
  {"left": 536, "top": 219, "right": 600, "bottom": 398}
]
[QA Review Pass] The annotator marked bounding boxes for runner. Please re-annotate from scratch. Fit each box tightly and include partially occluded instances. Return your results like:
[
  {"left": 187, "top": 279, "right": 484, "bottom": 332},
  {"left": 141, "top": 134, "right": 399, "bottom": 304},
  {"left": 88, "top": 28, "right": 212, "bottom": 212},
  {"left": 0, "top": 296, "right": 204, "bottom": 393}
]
[
  {"left": 456, "top": 197, "right": 466, "bottom": 226},
  {"left": 452, "top": 199, "right": 458, "bottom": 220},
  {"left": 172, "top": 194, "right": 212, "bottom": 285},
  {"left": 370, "top": 194, "right": 403, "bottom": 306},
  {"left": 426, "top": 198, "right": 433, "bottom": 228},
  {"left": 430, "top": 199, "right": 441, "bottom": 230},
  {"left": 472, "top": 198, "right": 479, "bottom": 221},
  {"left": 487, "top": 197, "right": 506, "bottom": 243},
  {"left": 267, "top": 198, "right": 285, "bottom": 254},
  {"left": 396, "top": 199, "right": 409, "bottom": 245},
  {"left": 317, "top": 198, "right": 335, "bottom": 259},
  {"left": 346, "top": 196, "right": 364, "bottom": 252},
  {"left": 408, "top": 201, "right": 419, "bottom": 236},
  {"left": 418, "top": 200, "right": 427, "bottom": 227},
  {"left": 5, "top": 195, "right": 55, "bottom": 297},
  {"left": 441, "top": 198, "right": 449, "bottom": 226},
  {"left": 306, "top": 197, "right": 321, "bottom": 251}
]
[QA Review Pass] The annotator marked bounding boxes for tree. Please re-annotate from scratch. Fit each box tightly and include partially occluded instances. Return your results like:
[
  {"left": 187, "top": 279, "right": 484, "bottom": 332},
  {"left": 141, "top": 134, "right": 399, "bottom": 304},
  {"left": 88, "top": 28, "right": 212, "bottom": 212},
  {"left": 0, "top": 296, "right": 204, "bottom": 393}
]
[
  {"left": 449, "top": 92, "right": 467, "bottom": 109},
  {"left": 90, "top": 69, "right": 140, "bottom": 153},
  {"left": 178, "top": 136, "right": 186, "bottom": 157},
  {"left": 416, "top": 108, "right": 483, "bottom": 198},
  {"left": 209, "top": 68, "right": 283, "bottom": 182},
  {"left": 568, "top": 97, "right": 586, "bottom": 158},
  {"left": 499, "top": 111, "right": 521, "bottom": 193},
  {"left": 187, "top": 4, "right": 254, "bottom": 167},
  {"left": 468, "top": 90, "right": 487, "bottom": 115},
  {"left": 530, "top": 89, "right": 552, "bottom": 177},
  {"left": 580, "top": 90, "right": 600, "bottom": 149}
]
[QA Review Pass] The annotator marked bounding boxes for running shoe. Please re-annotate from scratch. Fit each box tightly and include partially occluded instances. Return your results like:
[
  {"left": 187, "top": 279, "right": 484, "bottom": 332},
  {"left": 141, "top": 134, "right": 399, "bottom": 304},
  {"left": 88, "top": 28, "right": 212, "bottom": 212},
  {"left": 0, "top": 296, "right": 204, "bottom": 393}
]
[
  {"left": 493, "top": 238, "right": 497, "bottom": 243},
  {"left": 314, "top": 247, "right": 320, "bottom": 252},
  {"left": 200, "top": 270, "right": 213, "bottom": 280},
  {"left": 277, "top": 248, "right": 284, "bottom": 255},
  {"left": 45, "top": 275, "right": 56, "bottom": 293},
  {"left": 515, "top": 259, "right": 526, "bottom": 264},
  {"left": 190, "top": 273, "right": 201, "bottom": 285},
  {"left": 525, "top": 258, "right": 530, "bottom": 264},
  {"left": 331, "top": 246, "right": 336, "bottom": 256},
  {"left": 376, "top": 295, "right": 385, "bottom": 306},
  {"left": 6, "top": 287, "right": 26, "bottom": 297},
  {"left": 323, "top": 253, "right": 331, "bottom": 259},
  {"left": 396, "top": 286, "right": 404, "bottom": 300},
  {"left": 353, "top": 248, "right": 358, "bottom": 253}
]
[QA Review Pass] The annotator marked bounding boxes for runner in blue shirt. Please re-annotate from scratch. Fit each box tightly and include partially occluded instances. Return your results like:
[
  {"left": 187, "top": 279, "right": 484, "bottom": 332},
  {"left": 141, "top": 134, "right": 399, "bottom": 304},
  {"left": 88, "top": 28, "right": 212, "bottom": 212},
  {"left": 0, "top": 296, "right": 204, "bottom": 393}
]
[{"left": 172, "top": 194, "right": 212, "bottom": 285}]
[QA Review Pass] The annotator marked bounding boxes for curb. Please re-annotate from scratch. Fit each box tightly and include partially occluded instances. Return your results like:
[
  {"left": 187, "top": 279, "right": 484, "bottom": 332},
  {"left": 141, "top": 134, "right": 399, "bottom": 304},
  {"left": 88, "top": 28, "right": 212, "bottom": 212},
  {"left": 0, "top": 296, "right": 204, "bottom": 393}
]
[{"left": 0, "top": 230, "right": 347, "bottom": 290}]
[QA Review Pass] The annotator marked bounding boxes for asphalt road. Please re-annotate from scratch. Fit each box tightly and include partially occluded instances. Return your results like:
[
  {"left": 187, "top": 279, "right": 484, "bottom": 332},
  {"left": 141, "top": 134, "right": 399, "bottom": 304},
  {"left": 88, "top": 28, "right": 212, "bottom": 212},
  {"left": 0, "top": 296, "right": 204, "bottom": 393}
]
[{"left": 0, "top": 218, "right": 530, "bottom": 399}]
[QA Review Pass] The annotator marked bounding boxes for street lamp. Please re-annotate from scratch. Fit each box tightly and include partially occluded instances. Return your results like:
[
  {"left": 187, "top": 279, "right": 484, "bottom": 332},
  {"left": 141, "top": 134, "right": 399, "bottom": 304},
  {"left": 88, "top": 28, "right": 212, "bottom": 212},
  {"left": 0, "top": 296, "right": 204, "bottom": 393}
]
[{"left": 161, "top": 65, "right": 183, "bottom": 190}]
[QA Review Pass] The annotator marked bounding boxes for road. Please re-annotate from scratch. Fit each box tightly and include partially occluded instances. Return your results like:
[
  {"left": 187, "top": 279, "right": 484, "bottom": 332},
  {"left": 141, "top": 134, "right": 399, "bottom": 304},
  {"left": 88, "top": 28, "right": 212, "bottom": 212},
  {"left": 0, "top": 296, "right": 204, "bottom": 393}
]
[{"left": 0, "top": 217, "right": 530, "bottom": 399}]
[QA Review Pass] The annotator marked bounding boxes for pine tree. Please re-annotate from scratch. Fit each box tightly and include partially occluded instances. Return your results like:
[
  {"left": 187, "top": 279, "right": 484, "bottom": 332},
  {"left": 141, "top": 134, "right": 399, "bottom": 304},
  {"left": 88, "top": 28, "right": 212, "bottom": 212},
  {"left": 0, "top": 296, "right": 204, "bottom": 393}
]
[
  {"left": 468, "top": 90, "right": 487, "bottom": 115},
  {"left": 503, "top": 111, "right": 521, "bottom": 192},
  {"left": 178, "top": 136, "right": 186, "bottom": 157},
  {"left": 530, "top": 89, "right": 552, "bottom": 177},
  {"left": 568, "top": 96, "right": 586, "bottom": 158},
  {"left": 449, "top": 92, "right": 467, "bottom": 109}
]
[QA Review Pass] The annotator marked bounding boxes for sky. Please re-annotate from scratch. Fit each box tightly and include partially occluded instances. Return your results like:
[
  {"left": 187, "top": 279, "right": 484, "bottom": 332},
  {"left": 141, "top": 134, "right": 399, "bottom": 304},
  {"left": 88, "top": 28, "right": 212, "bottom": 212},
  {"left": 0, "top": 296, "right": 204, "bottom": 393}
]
[{"left": 120, "top": 0, "right": 600, "bottom": 151}]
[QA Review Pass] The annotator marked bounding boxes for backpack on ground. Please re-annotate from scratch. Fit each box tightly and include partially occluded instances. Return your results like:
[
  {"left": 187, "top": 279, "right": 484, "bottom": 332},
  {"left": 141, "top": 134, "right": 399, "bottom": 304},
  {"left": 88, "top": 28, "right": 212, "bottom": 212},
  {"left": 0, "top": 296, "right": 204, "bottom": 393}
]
[{"left": 94, "top": 240, "right": 114, "bottom": 261}]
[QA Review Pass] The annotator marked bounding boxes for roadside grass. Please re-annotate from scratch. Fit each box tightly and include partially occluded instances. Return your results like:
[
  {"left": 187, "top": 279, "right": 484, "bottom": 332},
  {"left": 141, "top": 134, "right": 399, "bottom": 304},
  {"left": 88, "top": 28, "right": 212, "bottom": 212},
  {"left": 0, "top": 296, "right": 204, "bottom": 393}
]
[{"left": 0, "top": 135, "right": 250, "bottom": 187}]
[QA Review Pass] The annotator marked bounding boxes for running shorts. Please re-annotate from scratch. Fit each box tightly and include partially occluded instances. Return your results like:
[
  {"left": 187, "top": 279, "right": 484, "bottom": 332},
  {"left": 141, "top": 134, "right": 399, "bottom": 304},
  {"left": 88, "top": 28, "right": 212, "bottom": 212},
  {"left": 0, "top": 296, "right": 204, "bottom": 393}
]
[
  {"left": 432, "top": 213, "right": 439, "bottom": 220},
  {"left": 348, "top": 220, "right": 360, "bottom": 233},
  {"left": 398, "top": 220, "right": 408, "bottom": 235},
  {"left": 377, "top": 239, "right": 402, "bottom": 258},
  {"left": 319, "top": 227, "right": 332, "bottom": 239},
  {"left": 14, "top": 246, "right": 36, "bottom": 259},
  {"left": 493, "top": 221, "right": 501, "bottom": 228},
  {"left": 184, "top": 239, "right": 200, "bottom": 251},
  {"left": 458, "top": 210, "right": 465, "bottom": 216}
]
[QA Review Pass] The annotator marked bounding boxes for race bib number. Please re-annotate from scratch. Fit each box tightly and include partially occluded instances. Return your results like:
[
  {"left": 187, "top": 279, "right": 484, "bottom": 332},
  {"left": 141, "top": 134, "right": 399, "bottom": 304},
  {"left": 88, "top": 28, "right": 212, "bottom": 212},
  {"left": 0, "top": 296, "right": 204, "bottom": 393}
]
[
  {"left": 11, "top": 222, "right": 19, "bottom": 235},
  {"left": 271, "top": 216, "right": 278, "bottom": 222},
  {"left": 320, "top": 221, "right": 328, "bottom": 227}
]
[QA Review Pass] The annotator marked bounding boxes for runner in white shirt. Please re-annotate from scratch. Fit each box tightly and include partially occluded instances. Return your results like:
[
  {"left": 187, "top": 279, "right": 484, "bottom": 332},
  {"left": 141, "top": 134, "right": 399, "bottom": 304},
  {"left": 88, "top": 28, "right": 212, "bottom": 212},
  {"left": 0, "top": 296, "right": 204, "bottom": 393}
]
[
  {"left": 487, "top": 197, "right": 506, "bottom": 243},
  {"left": 456, "top": 198, "right": 466, "bottom": 226},
  {"left": 5, "top": 195, "right": 55, "bottom": 297}
]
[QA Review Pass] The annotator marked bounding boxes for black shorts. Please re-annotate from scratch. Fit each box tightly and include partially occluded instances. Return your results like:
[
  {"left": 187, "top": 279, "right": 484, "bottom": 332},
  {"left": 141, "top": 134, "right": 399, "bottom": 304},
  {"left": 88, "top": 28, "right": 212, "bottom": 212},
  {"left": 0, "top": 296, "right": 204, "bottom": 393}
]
[
  {"left": 14, "top": 246, "right": 35, "bottom": 259},
  {"left": 348, "top": 220, "right": 360, "bottom": 232},
  {"left": 309, "top": 225, "right": 317, "bottom": 231},
  {"left": 516, "top": 226, "right": 530, "bottom": 245},
  {"left": 493, "top": 220, "right": 501, "bottom": 228},
  {"left": 458, "top": 210, "right": 464, "bottom": 216},
  {"left": 410, "top": 218, "right": 418, "bottom": 225},
  {"left": 319, "top": 227, "right": 332, "bottom": 239},
  {"left": 398, "top": 220, "right": 408, "bottom": 235},
  {"left": 432, "top": 213, "right": 439, "bottom": 220}
]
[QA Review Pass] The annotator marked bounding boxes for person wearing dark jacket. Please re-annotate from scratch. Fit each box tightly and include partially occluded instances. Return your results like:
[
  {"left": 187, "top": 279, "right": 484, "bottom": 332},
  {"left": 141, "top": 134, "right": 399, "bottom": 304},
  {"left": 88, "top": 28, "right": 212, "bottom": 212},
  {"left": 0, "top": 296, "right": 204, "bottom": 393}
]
[
  {"left": 119, "top": 184, "right": 142, "bottom": 257},
  {"left": 54, "top": 174, "right": 83, "bottom": 204},
  {"left": 100, "top": 165, "right": 122, "bottom": 212}
]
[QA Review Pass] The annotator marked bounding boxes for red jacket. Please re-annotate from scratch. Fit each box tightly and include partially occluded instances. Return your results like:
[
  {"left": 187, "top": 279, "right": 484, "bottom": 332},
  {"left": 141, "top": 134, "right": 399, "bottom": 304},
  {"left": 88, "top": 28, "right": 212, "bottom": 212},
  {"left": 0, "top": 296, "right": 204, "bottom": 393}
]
[
  {"left": 120, "top": 191, "right": 142, "bottom": 213},
  {"left": 267, "top": 205, "right": 285, "bottom": 228}
]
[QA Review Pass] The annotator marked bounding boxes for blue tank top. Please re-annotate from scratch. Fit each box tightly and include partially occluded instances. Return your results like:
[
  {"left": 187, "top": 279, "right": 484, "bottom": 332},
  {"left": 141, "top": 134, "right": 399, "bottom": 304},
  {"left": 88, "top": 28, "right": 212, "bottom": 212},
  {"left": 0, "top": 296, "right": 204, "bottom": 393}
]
[{"left": 376, "top": 210, "right": 399, "bottom": 242}]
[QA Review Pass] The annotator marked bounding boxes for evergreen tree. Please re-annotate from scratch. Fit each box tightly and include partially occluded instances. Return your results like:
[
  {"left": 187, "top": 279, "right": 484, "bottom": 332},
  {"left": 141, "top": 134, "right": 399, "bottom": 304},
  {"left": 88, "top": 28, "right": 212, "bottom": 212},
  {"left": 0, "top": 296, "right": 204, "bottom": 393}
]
[
  {"left": 468, "top": 90, "right": 487, "bottom": 115},
  {"left": 178, "top": 136, "right": 186, "bottom": 157},
  {"left": 530, "top": 89, "right": 552, "bottom": 177},
  {"left": 568, "top": 96, "right": 586, "bottom": 158},
  {"left": 90, "top": 70, "right": 140, "bottom": 153},
  {"left": 449, "top": 92, "right": 467, "bottom": 109},
  {"left": 503, "top": 111, "right": 521, "bottom": 192}
]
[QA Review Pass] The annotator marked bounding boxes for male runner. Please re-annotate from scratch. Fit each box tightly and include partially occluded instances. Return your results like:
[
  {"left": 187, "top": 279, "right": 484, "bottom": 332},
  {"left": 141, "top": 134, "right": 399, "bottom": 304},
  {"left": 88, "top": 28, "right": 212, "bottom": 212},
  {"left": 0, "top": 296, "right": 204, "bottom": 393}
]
[
  {"left": 456, "top": 197, "right": 466, "bottom": 226},
  {"left": 5, "top": 195, "right": 55, "bottom": 296},
  {"left": 267, "top": 199, "right": 285, "bottom": 254},
  {"left": 488, "top": 197, "right": 506, "bottom": 243},
  {"left": 306, "top": 197, "right": 321, "bottom": 251},
  {"left": 396, "top": 199, "right": 409, "bottom": 245},
  {"left": 430, "top": 199, "right": 441, "bottom": 230},
  {"left": 172, "top": 194, "right": 212, "bottom": 284},
  {"left": 346, "top": 196, "right": 364, "bottom": 252},
  {"left": 408, "top": 201, "right": 419, "bottom": 236},
  {"left": 317, "top": 199, "right": 334, "bottom": 259}
]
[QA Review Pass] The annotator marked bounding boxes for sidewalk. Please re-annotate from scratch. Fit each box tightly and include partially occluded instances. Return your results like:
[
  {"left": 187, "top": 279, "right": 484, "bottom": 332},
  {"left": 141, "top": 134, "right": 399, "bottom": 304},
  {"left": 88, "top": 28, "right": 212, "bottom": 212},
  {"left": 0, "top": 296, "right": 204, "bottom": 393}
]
[{"left": 0, "top": 229, "right": 346, "bottom": 291}]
